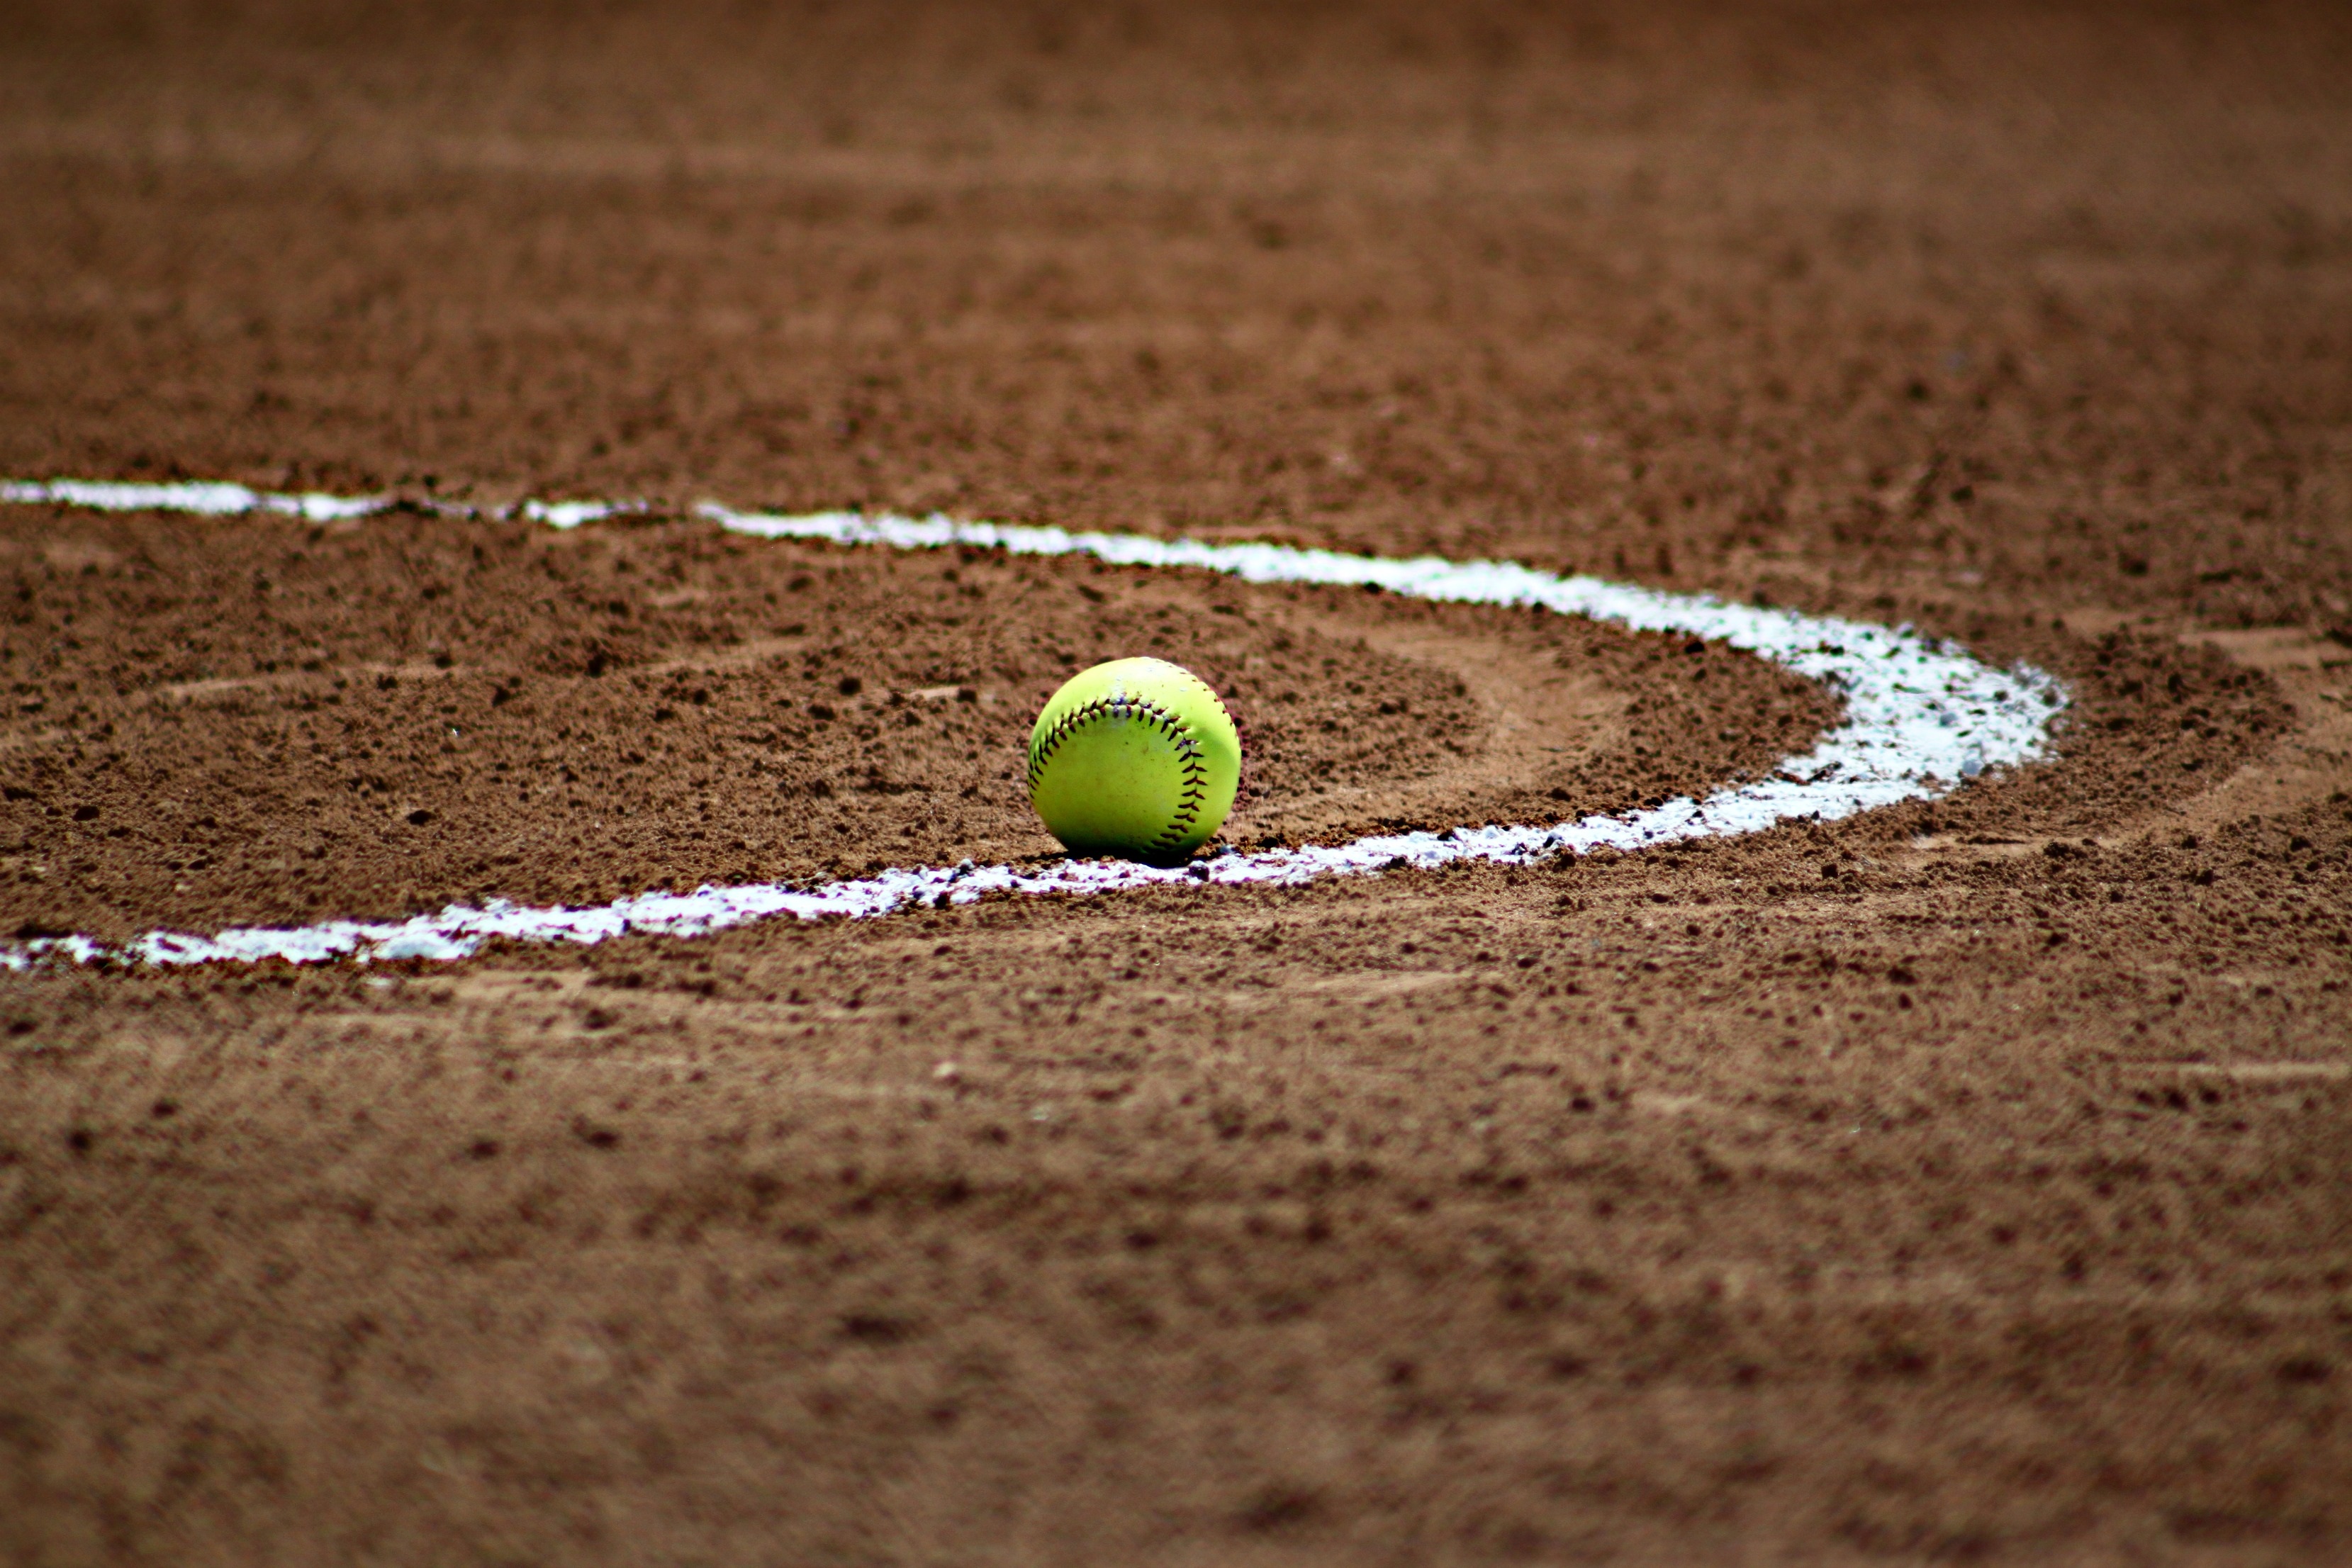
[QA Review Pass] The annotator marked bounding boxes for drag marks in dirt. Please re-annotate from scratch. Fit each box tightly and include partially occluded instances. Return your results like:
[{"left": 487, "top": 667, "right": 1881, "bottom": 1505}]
[
  {"left": 0, "top": 478, "right": 2063, "bottom": 968},
  {"left": 2117, "top": 627, "right": 2352, "bottom": 837}
]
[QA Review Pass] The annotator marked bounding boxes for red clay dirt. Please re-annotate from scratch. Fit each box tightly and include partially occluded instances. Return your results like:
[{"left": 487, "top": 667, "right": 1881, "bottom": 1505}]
[{"left": 1, "top": 4, "right": 2350, "bottom": 1564}]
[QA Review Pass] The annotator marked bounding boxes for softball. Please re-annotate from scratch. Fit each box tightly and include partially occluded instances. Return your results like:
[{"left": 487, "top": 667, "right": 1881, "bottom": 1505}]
[{"left": 1026, "top": 657, "right": 1241, "bottom": 865}]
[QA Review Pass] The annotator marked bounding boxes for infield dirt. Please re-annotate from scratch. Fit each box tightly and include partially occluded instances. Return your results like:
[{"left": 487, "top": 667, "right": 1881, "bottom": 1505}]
[{"left": 3, "top": 4, "right": 2351, "bottom": 1564}]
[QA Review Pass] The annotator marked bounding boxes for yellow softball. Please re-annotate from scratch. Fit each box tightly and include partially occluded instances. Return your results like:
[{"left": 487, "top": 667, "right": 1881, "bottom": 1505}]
[{"left": 1026, "top": 657, "right": 1242, "bottom": 864}]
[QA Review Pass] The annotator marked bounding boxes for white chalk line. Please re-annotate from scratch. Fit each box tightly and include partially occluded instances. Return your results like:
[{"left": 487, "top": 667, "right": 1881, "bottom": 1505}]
[{"left": 0, "top": 477, "right": 2066, "bottom": 968}]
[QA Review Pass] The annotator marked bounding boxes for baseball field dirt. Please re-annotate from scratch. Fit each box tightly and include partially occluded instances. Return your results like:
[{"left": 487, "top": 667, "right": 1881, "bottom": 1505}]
[{"left": 2, "top": 3, "right": 2349, "bottom": 1563}]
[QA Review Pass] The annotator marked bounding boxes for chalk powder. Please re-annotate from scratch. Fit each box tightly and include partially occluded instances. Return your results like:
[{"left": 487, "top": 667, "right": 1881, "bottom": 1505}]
[{"left": 0, "top": 478, "right": 2064, "bottom": 968}]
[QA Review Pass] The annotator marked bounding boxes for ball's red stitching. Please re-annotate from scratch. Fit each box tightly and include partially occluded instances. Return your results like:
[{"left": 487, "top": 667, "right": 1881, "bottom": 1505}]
[{"left": 1027, "top": 685, "right": 1220, "bottom": 849}]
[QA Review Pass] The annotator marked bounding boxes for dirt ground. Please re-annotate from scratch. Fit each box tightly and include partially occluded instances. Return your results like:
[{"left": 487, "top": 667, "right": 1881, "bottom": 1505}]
[{"left": 3, "top": 2, "right": 2351, "bottom": 1563}]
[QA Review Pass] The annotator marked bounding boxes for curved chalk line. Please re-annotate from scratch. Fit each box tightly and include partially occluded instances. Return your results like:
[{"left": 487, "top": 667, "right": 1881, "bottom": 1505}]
[{"left": 0, "top": 477, "right": 2066, "bottom": 968}]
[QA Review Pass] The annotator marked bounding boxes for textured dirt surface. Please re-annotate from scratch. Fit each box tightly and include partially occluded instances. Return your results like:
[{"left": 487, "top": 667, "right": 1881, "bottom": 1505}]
[
  {"left": 3, "top": 2, "right": 2351, "bottom": 1564},
  {"left": 0, "top": 508, "right": 1840, "bottom": 941}
]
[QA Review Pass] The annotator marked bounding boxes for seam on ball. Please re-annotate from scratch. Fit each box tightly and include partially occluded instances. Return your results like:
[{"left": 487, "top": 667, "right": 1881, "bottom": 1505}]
[{"left": 1027, "top": 692, "right": 1214, "bottom": 848}]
